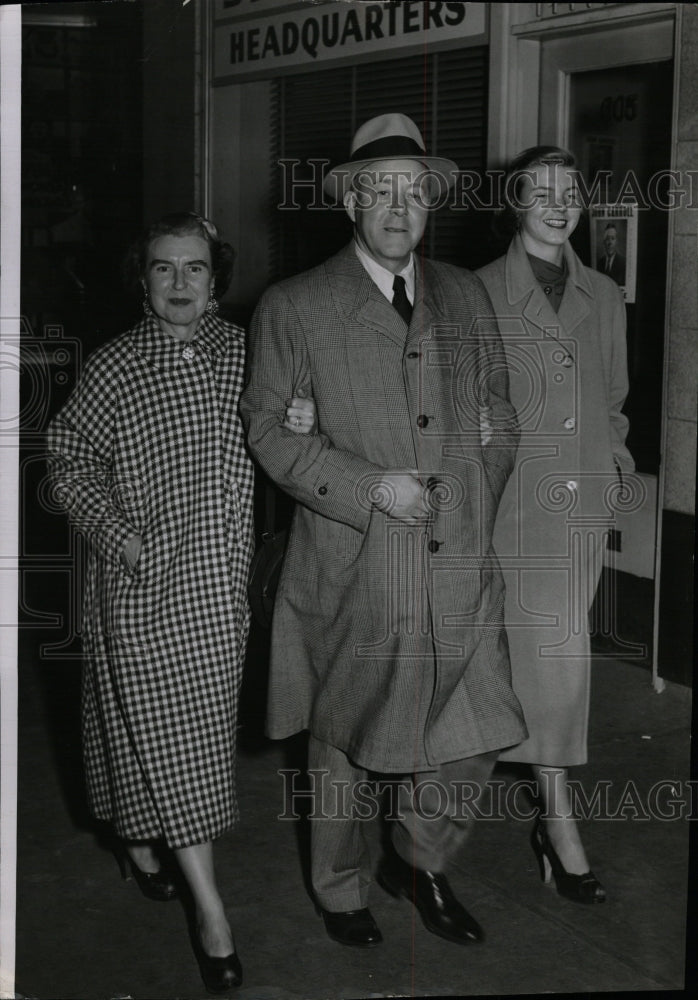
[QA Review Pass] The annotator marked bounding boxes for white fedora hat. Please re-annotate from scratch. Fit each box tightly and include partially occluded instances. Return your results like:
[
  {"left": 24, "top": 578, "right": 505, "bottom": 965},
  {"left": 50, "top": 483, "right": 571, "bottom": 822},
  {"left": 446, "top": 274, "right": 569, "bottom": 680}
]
[{"left": 323, "top": 112, "right": 459, "bottom": 200}]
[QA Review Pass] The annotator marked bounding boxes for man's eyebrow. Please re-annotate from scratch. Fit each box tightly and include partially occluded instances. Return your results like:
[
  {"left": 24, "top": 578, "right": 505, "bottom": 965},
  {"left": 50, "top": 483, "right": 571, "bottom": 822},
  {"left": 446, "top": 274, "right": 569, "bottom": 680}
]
[{"left": 149, "top": 258, "right": 211, "bottom": 267}]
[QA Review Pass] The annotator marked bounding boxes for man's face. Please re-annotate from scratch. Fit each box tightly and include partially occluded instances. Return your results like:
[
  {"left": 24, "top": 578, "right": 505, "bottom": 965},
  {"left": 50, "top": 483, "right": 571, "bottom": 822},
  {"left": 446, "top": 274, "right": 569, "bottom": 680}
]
[
  {"left": 603, "top": 227, "right": 618, "bottom": 254},
  {"left": 344, "top": 158, "right": 431, "bottom": 273}
]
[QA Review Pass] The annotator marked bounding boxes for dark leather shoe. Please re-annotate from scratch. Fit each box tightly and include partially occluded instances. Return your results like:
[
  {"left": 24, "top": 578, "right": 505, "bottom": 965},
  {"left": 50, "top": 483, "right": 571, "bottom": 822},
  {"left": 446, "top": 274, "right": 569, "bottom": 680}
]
[
  {"left": 195, "top": 947, "right": 243, "bottom": 994},
  {"left": 377, "top": 854, "right": 484, "bottom": 945},
  {"left": 320, "top": 907, "right": 383, "bottom": 947},
  {"left": 116, "top": 850, "right": 178, "bottom": 902}
]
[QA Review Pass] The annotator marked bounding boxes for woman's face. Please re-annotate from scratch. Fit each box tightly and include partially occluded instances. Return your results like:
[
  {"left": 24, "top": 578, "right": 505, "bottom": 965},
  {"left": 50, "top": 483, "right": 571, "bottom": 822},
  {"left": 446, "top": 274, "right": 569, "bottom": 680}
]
[
  {"left": 144, "top": 233, "right": 213, "bottom": 340},
  {"left": 516, "top": 163, "right": 581, "bottom": 262}
]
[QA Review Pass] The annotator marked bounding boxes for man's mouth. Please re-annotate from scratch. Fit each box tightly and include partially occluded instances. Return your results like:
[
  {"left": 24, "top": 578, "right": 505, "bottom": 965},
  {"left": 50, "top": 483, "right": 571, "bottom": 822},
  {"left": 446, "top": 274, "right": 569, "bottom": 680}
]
[{"left": 543, "top": 219, "right": 567, "bottom": 229}]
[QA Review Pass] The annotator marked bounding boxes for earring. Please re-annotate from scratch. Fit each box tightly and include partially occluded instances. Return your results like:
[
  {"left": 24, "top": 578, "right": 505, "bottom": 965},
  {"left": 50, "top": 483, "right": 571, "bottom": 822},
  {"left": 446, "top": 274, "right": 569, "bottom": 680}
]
[
  {"left": 143, "top": 295, "right": 154, "bottom": 317},
  {"left": 206, "top": 296, "right": 219, "bottom": 315}
]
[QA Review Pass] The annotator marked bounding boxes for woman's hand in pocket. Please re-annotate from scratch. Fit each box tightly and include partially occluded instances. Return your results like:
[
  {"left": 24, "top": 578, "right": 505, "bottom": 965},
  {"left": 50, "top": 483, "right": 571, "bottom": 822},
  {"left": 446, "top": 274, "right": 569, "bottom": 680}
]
[{"left": 121, "top": 533, "right": 142, "bottom": 572}]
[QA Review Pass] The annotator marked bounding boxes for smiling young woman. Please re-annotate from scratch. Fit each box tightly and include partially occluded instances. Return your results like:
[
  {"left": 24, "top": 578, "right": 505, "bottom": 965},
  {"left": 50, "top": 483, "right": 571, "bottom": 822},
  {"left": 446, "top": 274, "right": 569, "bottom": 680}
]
[{"left": 477, "top": 146, "right": 634, "bottom": 905}]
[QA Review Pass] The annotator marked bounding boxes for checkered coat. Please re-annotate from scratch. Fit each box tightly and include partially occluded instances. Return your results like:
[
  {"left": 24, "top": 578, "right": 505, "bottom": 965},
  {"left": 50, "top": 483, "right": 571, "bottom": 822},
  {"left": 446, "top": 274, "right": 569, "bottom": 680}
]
[
  {"left": 46, "top": 314, "right": 254, "bottom": 848},
  {"left": 241, "top": 243, "right": 527, "bottom": 772}
]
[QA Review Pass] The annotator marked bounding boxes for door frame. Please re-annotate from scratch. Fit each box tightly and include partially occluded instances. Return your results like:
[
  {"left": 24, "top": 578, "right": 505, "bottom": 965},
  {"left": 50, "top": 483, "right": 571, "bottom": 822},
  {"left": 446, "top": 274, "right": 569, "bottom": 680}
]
[{"left": 487, "top": 2, "right": 681, "bottom": 689}]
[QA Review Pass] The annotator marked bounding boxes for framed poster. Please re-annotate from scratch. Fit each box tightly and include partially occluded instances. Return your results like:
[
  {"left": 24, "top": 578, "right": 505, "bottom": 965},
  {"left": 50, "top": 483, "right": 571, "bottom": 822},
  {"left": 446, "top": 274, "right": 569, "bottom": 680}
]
[{"left": 590, "top": 203, "right": 638, "bottom": 303}]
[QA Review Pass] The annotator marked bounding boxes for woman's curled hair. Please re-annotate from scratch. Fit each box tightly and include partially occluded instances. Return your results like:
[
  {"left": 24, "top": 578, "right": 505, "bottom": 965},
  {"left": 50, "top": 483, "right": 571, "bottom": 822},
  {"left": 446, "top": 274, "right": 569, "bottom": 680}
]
[{"left": 123, "top": 211, "right": 236, "bottom": 299}]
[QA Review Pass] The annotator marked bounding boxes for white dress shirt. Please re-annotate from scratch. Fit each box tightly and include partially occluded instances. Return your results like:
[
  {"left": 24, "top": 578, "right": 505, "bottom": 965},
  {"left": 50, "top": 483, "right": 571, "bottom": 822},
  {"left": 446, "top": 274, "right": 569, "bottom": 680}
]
[{"left": 353, "top": 241, "right": 415, "bottom": 305}]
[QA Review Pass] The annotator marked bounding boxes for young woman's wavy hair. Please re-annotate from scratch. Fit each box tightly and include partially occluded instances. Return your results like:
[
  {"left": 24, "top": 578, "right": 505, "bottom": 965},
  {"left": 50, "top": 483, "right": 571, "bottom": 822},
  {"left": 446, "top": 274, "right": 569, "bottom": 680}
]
[
  {"left": 492, "top": 145, "right": 577, "bottom": 245},
  {"left": 123, "top": 212, "right": 236, "bottom": 299}
]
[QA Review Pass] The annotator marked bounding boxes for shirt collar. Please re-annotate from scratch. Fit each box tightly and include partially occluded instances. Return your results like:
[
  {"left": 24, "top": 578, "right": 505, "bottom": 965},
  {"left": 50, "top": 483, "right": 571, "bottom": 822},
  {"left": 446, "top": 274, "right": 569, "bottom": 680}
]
[{"left": 353, "top": 241, "right": 415, "bottom": 305}]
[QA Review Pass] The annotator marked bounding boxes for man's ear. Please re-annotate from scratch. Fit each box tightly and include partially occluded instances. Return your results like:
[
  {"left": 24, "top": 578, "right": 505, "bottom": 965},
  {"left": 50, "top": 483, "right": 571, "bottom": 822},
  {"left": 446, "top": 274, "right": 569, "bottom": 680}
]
[{"left": 343, "top": 189, "right": 357, "bottom": 224}]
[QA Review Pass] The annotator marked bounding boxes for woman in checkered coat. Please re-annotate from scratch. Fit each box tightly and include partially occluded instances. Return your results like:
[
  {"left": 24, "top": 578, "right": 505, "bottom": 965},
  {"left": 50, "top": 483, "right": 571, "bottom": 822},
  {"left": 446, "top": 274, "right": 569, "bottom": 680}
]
[{"left": 47, "top": 213, "right": 254, "bottom": 992}]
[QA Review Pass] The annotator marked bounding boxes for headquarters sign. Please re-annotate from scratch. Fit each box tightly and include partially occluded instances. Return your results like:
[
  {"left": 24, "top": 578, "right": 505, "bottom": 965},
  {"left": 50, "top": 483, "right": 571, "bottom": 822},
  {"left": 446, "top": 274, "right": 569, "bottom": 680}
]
[{"left": 213, "top": 1, "right": 487, "bottom": 84}]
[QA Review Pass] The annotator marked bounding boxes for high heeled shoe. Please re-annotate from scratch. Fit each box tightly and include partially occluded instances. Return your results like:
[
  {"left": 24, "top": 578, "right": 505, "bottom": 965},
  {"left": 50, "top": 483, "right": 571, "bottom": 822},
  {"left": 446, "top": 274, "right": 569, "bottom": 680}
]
[
  {"left": 194, "top": 940, "right": 243, "bottom": 994},
  {"left": 531, "top": 818, "right": 606, "bottom": 904},
  {"left": 115, "top": 846, "right": 179, "bottom": 902}
]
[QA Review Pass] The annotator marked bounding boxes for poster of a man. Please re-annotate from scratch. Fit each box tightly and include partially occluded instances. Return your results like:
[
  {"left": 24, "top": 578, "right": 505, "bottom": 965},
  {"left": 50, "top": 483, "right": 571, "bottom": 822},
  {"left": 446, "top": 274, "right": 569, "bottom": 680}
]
[
  {"left": 597, "top": 221, "right": 626, "bottom": 285},
  {"left": 590, "top": 208, "right": 637, "bottom": 303}
]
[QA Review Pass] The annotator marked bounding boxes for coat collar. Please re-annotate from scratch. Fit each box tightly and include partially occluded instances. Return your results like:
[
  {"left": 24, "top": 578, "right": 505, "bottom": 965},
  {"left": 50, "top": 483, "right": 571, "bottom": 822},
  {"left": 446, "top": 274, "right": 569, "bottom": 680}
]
[
  {"left": 324, "top": 242, "right": 435, "bottom": 347},
  {"left": 505, "top": 234, "right": 594, "bottom": 336},
  {"left": 128, "top": 312, "right": 236, "bottom": 371}
]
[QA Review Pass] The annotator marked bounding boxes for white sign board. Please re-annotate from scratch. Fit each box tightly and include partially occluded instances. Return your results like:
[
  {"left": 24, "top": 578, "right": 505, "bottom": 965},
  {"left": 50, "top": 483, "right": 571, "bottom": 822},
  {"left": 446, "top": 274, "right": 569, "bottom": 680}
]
[{"left": 213, "top": 1, "right": 487, "bottom": 84}]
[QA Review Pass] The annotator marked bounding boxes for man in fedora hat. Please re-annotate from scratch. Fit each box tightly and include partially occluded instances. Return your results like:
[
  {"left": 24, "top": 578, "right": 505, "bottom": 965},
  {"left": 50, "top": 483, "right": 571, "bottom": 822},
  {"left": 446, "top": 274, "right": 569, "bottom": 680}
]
[{"left": 241, "top": 113, "right": 526, "bottom": 948}]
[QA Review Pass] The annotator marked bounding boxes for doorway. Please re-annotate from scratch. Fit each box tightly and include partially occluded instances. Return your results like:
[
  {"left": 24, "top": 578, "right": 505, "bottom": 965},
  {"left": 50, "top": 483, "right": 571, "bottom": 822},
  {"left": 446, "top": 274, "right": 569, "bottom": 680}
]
[{"left": 537, "top": 17, "right": 675, "bottom": 677}]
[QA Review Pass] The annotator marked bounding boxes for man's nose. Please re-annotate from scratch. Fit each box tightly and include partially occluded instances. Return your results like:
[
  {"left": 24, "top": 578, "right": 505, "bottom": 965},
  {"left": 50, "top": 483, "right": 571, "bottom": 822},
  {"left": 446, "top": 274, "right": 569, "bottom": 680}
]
[{"left": 390, "top": 196, "right": 407, "bottom": 215}]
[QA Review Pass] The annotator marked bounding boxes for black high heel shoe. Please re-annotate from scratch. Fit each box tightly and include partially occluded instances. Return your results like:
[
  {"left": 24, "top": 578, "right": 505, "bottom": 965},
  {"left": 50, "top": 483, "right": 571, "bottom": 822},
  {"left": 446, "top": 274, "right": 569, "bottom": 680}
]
[
  {"left": 115, "top": 846, "right": 179, "bottom": 902},
  {"left": 531, "top": 818, "right": 606, "bottom": 904},
  {"left": 194, "top": 940, "right": 243, "bottom": 994}
]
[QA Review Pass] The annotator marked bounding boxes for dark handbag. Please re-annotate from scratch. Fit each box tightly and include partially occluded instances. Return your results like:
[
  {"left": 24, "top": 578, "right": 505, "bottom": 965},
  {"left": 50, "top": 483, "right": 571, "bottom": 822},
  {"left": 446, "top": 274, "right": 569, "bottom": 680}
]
[{"left": 248, "top": 481, "right": 287, "bottom": 629}]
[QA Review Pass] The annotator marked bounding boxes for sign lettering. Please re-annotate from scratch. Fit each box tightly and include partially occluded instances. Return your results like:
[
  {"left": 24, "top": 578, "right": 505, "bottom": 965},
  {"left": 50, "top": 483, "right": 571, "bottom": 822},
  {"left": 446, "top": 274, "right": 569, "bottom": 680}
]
[{"left": 213, "top": 2, "right": 487, "bottom": 84}]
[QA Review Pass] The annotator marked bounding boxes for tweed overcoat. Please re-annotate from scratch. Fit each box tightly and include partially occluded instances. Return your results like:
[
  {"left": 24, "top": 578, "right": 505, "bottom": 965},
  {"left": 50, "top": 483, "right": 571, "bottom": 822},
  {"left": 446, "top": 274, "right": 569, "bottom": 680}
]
[
  {"left": 477, "top": 236, "right": 634, "bottom": 766},
  {"left": 46, "top": 314, "right": 255, "bottom": 847},
  {"left": 241, "top": 243, "right": 527, "bottom": 773}
]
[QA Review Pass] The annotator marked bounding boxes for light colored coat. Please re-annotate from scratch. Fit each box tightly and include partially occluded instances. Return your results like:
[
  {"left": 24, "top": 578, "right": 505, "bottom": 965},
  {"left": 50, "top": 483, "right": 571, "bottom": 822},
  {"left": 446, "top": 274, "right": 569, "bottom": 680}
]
[
  {"left": 241, "top": 243, "right": 527, "bottom": 772},
  {"left": 478, "top": 235, "right": 634, "bottom": 765},
  {"left": 47, "top": 315, "right": 254, "bottom": 847}
]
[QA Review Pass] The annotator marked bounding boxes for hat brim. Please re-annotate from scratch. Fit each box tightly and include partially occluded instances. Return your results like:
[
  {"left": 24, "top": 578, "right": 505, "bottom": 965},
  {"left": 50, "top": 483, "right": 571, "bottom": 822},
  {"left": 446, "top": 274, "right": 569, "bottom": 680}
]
[{"left": 323, "top": 155, "right": 459, "bottom": 200}]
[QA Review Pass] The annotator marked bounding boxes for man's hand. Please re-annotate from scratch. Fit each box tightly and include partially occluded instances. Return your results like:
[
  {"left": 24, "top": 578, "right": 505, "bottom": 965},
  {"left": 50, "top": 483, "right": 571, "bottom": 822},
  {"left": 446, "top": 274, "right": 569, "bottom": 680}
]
[{"left": 372, "top": 470, "right": 430, "bottom": 523}]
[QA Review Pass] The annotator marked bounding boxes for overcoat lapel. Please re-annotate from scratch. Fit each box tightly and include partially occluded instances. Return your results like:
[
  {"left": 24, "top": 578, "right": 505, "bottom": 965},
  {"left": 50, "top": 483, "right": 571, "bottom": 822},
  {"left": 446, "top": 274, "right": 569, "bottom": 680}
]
[
  {"left": 407, "top": 263, "right": 436, "bottom": 349},
  {"left": 557, "top": 241, "right": 594, "bottom": 335},
  {"left": 326, "top": 243, "right": 408, "bottom": 348},
  {"left": 505, "top": 234, "right": 593, "bottom": 343}
]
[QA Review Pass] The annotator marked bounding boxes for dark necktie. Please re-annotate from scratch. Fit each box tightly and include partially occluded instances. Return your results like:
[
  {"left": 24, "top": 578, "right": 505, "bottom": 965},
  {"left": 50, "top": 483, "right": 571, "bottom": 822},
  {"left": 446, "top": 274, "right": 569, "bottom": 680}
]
[{"left": 392, "top": 275, "right": 413, "bottom": 326}]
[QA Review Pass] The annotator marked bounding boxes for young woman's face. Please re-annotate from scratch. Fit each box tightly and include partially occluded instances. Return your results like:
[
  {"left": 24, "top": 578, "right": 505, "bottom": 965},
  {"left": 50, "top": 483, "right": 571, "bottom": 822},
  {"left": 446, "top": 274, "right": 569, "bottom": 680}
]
[{"left": 516, "top": 163, "right": 581, "bottom": 262}]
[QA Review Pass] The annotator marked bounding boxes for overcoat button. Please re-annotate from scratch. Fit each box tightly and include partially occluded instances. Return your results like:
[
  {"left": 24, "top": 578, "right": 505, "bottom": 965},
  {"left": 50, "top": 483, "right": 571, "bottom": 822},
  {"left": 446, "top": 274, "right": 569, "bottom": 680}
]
[
  {"left": 566, "top": 480, "right": 578, "bottom": 492},
  {"left": 417, "top": 414, "right": 429, "bottom": 428},
  {"left": 427, "top": 539, "right": 440, "bottom": 553},
  {"left": 407, "top": 351, "right": 421, "bottom": 359},
  {"left": 564, "top": 417, "right": 576, "bottom": 430},
  {"left": 318, "top": 485, "right": 328, "bottom": 495},
  {"left": 544, "top": 285, "right": 552, "bottom": 295}
]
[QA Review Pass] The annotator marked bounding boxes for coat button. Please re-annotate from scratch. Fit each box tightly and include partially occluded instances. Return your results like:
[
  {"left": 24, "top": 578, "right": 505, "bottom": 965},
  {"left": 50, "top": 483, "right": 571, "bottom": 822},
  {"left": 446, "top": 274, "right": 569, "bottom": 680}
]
[
  {"left": 407, "top": 351, "right": 421, "bottom": 359},
  {"left": 544, "top": 285, "right": 552, "bottom": 295},
  {"left": 563, "top": 417, "right": 576, "bottom": 430},
  {"left": 427, "top": 539, "right": 440, "bottom": 553},
  {"left": 318, "top": 485, "right": 328, "bottom": 495},
  {"left": 566, "top": 480, "right": 578, "bottom": 492},
  {"left": 417, "top": 414, "right": 429, "bottom": 428}
]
